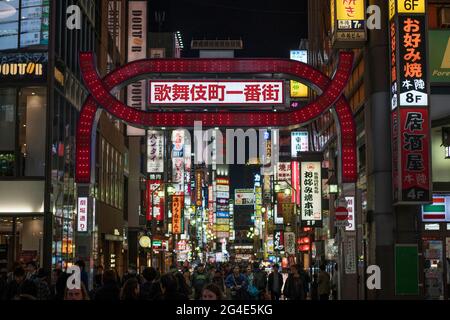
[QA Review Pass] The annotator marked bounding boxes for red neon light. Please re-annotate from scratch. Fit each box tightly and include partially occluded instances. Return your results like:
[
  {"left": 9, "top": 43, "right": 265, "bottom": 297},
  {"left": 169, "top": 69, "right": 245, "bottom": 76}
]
[{"left": 76, "top": 53, "right": 356, "bottom": 184}]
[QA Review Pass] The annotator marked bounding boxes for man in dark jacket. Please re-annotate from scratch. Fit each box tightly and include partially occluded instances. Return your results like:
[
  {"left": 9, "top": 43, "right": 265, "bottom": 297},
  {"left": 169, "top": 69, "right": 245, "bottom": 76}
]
[
  {"left": 94, "top": 269, "right": 120, "bottom": 300},
  {"left": 252, "top": 263, "right": 267, "bottom": 300},
  {"left": 267, "top": 264, "right": 283, "bottom": 300},
  {"left": 140, "top": 267, "right": 161, "bottom": 300},
  {"left": 3, "top": 266, "right": 37, "bottom": 300},
  {"left": 283, "top": 264, "right": 305, "bottom": 300},
  {"left": 191, "top": 264, "right": 210, "bottom": 300}
]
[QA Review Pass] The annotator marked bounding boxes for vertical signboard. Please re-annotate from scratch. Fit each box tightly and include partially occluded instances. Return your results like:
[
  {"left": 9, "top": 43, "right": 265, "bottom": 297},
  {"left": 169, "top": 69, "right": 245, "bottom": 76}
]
[
  {"left": 147, "top": 130, "right": 164, "bottom": 173},
  {"left": 389, "top": 0, "right": 431, "bottom": 204},
  {"left": 300, "top": 162, "right": 322, "bottom": 227},
  {"left": 332, "top": 0, "right": 367, "bottom": 47},
  {"left": 345, "top": 196, "right": 355, "bottom": 231},
  {"left": 284, "top": 232, "right": 296, "bottom": 255},
  {"left": 195, "top": 170, "right": 203, "bottom": 207},
  {"left": 291, "top": 131, "right": 309, "bottom": 157},
  {"left": 216, "top": 177, "right": 230, "bottom": 238},
  {"left": 345, "top": 237, "right": 357, "bottom": 274},
  {"left": 172, "top": 130, "right": 185, "bottom": 193},
  {"left": 77, "top": 197, "right": 88, "bottom": 232},
  {"left": 290, "top": 50, "right": 308, "bottom": 98},
  {"left": 291, "top": 161, "right": 301, "bottom": 205},
  {"left": 146, "top": 180, "right": 164, "bottom": 221},
  {"left": 274, "top": 230, "right": 284, "bottom": 251},
  {"left": 127, "top": 1, "right": 147, "bottom": 136},
  {"left": 172, "top": 194, "right": 184, "bottom": 234}
]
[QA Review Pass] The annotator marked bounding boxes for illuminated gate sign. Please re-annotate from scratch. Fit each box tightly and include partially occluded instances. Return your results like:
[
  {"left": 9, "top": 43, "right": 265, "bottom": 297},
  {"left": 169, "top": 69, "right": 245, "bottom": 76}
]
[
  {"left": 149, "top": 80, "right": 285, "bottom": 105},
  {"left": 389, "top": 0, "right": 431, "bottom": 204},
  {"left": 301, "top": 162, "right": 322, "bottom": 227},
  {"left": 76, "top": 52, "right": 357, "bottom": 185}
]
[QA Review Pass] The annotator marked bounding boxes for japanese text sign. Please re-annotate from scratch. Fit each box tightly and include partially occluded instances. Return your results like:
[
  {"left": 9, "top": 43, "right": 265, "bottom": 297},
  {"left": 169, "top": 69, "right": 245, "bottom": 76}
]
[
  {"left": 77, "top": 197, "right": 88, "bottom": 232},
  {"left": 172, "top": 194, "right": 184, "bottom": 234},
  {"left": 147, "top": 130, "right": 164, "bottom": 173},
  {"left": 301, "top": 162, "right": 322, "bottom": 223},
  {"left": 149, "top": 80, "right": 285, "bottom": 105}
]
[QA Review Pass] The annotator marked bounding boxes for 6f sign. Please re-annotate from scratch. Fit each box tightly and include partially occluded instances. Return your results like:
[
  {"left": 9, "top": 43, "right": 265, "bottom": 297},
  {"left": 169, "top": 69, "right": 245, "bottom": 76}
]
[{"left": 397, "top": 0, "right": 425, "bottom": 14}]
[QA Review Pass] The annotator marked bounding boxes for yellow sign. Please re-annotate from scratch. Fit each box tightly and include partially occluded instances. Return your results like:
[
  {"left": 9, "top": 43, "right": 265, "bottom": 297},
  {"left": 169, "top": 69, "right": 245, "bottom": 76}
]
[
  {"left": 397, "top": 0, "right": 425, "bottom": 14},
  {"left": 215, "top": 224, "right": 230, "bottom": 232},
  {"left": 290, "top": 80, "right": 308, "bottom": 98},
  {"left": 331, "top": 0, "right": 335, "bottom": 32},
  {"left": 0, "top": 62, "right": 43, "bottom": 76},
  {"left": 172, "top": 195, "right": 183, "bottom": 234},
  {"left": 389, "top": 0, "right": 396, "bottom": 20},
  {"left": 336, "top": 0, "right": 365, "bottom": 21}
]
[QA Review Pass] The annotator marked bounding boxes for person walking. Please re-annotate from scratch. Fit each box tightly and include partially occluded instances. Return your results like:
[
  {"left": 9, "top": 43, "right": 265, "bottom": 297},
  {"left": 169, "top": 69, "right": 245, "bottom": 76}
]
[
  {"left": 310, "top": 273, "right": 319, "bottom": 300},
  {"left": 283, "top": 264, "right": 305, "bottom": 300},
  {"left": 252, "top": 263, "right": 267, "bottom": 300},
  {"left": 331, "top": 264, "right": 339, "bottom": 300},
  {"left": 94, "top": 269, "right": 120, "bottom": 301},
  {"left": 211, "top": 270, "right": 226, "bottom": 296},
  {"left": 156, "top": 273, "right": 189, "bottom": 300},
  {"left": 2, "top": 266, "right": 37, "bottom": 300},
  {"left": 201, "top": 283, "right": 223, "bottom": 300},
  {"left": 140, "top": 267, "right": 161, "bottom": 300},
  {"left": 33, "top": 268, "right": 51, "bottom": 300},
  {"left": 267, "top": 264, "right": 283, "bottom": 301},
  {"left": 121, "top": 278, "right": 140, "bottom": 300},
  {"left": 318, "top": 264, "right": 331, "bottom": 300},
  {"left": 64, "top": 283, "right": 90, "bottom": 300},
  {"left": 191, "top": 264, "right": 210, "bottom": 300},
  {"left": 225, "top": 266, "right": 249, "bottom": 300}
]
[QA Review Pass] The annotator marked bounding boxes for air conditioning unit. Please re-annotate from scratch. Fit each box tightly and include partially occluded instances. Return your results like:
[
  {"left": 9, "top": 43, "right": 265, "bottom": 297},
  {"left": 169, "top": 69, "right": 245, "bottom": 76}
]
[{"left": 440, "top": 7, "right": 450, "bottom": 28}]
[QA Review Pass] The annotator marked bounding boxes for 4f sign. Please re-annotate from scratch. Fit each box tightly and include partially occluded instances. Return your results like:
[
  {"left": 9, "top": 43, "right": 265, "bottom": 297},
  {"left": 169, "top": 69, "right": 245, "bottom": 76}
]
[{"left": 397, "top": 0, "right": 425, "bottom": 14}]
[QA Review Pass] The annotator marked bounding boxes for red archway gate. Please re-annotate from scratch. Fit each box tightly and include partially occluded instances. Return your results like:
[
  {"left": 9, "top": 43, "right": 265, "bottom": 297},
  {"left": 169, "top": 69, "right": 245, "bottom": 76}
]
[{"left": 76, "top": 52, "right": 356, "bottom": 184}]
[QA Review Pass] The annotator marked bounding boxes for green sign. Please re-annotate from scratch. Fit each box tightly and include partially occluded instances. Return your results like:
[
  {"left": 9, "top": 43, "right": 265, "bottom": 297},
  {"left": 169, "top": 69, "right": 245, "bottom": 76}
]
[
  {"left": 395, "top": 245, "right": 419, "bottom": 295},
  {"left": 429, "top": 30, "right": 450, "bottom": 83}
]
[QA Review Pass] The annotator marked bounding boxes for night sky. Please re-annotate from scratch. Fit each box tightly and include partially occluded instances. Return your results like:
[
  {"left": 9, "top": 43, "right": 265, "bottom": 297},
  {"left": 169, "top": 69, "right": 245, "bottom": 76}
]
[{"left": 150, "top": 0, "right": 308, "bottom": 58}]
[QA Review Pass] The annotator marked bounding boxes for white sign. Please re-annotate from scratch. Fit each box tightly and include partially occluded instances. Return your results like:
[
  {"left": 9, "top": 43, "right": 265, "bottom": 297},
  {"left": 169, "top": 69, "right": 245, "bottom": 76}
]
[
  {"left": 291, "top": 131, "right": 309, "bottom": 156},
  {"left": 127, "top": 1, "right": 147, "bottom": 135},
  {"left": 301, "top": 162, "right": 322, "bottom": 221},
  {"left": 234, "top": 189, "right": 255, "bottom": 206},
  {"left": 399, "top": 90, "right": 428, "bottom": 106},
  {"left": 148, "top": 80, "right": 285, "bottom": 105},
  {"left": 147, "top": 130, "right": 164, "bottom": 172},
  {"left": 216, "top": 191, "right": 230, "bottom": 199},
  {"left": 290, "top": 50, "right": 307, "bottom": 62},
  {"left": 345, "top": 237, "right": 357, "bottom": 274},
  {"left": 276, "top": 162, "right": 292, "bottom": 186},
  {"left": 284, "top": 232, "right": 296, "bottom": 255},
  {"left": 345, "top": 196, "right": 356, "bottom": 231},
  {"left": 77, "top": 197, "right": 88, "bottom": 232},
  {"left": 216, "top": 185, "right": 229, "bottom": 192}
]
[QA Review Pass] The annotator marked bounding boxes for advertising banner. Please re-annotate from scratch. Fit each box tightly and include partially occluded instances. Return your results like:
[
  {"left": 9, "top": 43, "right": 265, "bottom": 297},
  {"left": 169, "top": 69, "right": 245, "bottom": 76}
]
[
  {"left": 300, "top": 162, "right": 322, "bottom": 225},
  {"left": 77, "top": 197, "right": 88, "bottom": 232},
  {"left": 429, "top": 30, "right": 450, "bottom": 83},
  {"left": 147, "top": 130, "right": 164, "bottom": 173},
  {"left": 234, "top": 189, "right": 255, "bottom": 206},
  {"left": 291, "top": 132, "right": 309, "bottom": 157},
  {"left": 172, "top": 194, "right": 184, "bottom": 234},
  {"left": 332, "top": 0, "right": 367, "bottom": 47}
]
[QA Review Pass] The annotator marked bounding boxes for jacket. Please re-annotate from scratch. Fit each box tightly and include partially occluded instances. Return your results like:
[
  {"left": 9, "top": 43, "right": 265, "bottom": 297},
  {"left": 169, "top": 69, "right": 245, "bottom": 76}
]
[
  {"left": 318, "top": 271, "right": 331, "bottom": 295},
  {"left": 267, "top": 272, "right": 283, "bottom": 294},
  {"left": 283, "top": 274, "right": 305, "bottom": 300}
]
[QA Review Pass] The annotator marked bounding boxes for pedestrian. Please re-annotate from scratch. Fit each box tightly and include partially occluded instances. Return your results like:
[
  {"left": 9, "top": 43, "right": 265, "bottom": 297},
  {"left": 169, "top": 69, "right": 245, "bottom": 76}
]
[
  {"left": 94, "top": 265, "right": 104, "bottom": 290},
  {"left": 25, "top": 261, "right": 38, "bottom": 281},
  {"left": 156, "top": 273, "right": 188, "bottom": 300},
  {"left": 3, "top": 266, "right": 37, "bottom": 300},
  {"left": 267, "top": 264, "right": 283, "bottom": 301},
  {"left": 94, "top": 269, "right": 120, "bottom": 300},
  {"left": 33, "top": 268, "right": 51, "bottom": 300},
  {"left": 299, "top": 265, "right": 311, "bottom": 298},
  {"left": 75, "top": 259, "right": 89, "bottom": 290},
  {"left": 331, "top": 264, "right": 339, "bottom": 300},
  {"left": 121, "top": 278, "right": 140, "bottom": 300},
  {"left": 191, "top": 263, "right": 210, "bottom": 300},
  {"left": 252, "top": 262, "right": 268, "bottom": 300},
  {"left": 225, "top": 266, "right": 249, "bottom": 300},
  {"left": 283, "top": 264, "right": 305, "bottom": 300},
  {"left": 245, "top": 265, "right": 259, "bottom": 300},
  {"left": 175, "top": 271, "right": 192, "bottom": 298},
  {"left": 318, "top": 264, "right": 331, "bottom": 300},
  {"left": 310, "top": 273, "right": 319, "bottom": 300},
  {"left": 53, "top": 270, "right": 69, "bottom": 300},
  {"left": 211, "top": 270, "right": 226, "bottom": 295},
  {"left": 202, "top": 283, "right": 223, "bottom": 300},
  {"left": 64, "top": 283, "right": 90, "bottom": 300},
  {"left": 140, "top": 267, "right": 161, "bottom": 300}
]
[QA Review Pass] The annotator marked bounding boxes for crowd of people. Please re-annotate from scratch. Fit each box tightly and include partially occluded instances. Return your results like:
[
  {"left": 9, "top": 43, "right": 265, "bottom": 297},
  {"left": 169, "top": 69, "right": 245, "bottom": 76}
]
[{"left": 0, "top": 259, "right": 339, "bottom": 301}]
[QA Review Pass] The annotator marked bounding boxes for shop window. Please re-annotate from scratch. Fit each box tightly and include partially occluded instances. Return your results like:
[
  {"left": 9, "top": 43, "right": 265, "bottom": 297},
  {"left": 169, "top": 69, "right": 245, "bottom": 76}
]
[
  {"left": 18, "top": 87, "right": 46, "bottom": 177},
  {"left": 0, "top": 88, "right": 16, "bottom": 176}
]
